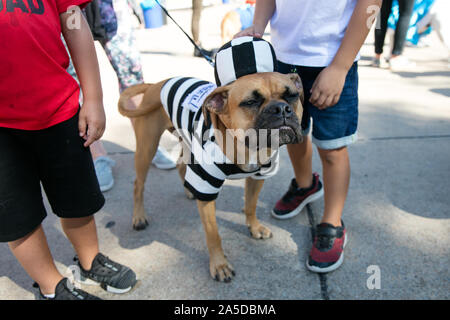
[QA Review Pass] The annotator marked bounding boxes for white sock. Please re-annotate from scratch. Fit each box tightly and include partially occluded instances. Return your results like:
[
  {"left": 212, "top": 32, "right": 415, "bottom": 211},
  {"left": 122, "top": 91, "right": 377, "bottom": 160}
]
[{"left": 43, "top": 293, "right": 55, "bottom": 299}]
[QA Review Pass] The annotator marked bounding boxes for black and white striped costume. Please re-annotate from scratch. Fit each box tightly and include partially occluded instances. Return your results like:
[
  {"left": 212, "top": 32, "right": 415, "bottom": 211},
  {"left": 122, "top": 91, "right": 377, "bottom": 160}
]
[{"left": 161, "top": 77, "right": 279, "bottom": 201}]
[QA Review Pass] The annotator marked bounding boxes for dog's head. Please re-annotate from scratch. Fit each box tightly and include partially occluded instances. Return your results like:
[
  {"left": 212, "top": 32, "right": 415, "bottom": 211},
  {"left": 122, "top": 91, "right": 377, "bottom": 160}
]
[{"left": 202, "top": 72, "right": 304, "bottom": 148}]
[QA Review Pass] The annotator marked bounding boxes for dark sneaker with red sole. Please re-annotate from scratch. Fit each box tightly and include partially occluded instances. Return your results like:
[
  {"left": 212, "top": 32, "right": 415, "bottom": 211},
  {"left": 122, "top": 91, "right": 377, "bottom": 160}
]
[
  {"left": 272, "top": 173, "right": 324, "bottom": 219},
  {"left": 307, "top": 221, "right": 347, "bottom": 273}
]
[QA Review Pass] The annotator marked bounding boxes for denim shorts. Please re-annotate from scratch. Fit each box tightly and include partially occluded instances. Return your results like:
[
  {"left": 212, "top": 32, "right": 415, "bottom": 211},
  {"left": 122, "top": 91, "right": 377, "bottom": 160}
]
[{"left": 278, "top": 61, "right": 359, "bottom": 150}]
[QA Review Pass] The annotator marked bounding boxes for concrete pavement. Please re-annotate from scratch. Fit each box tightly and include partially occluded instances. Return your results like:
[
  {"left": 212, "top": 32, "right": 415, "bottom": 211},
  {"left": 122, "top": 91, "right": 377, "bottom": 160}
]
[{"left": 0, "top": 3, "right": 449, "bottom": 300}]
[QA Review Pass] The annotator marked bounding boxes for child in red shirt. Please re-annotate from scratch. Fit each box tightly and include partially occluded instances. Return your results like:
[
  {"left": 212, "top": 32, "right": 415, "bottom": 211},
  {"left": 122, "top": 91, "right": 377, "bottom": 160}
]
[{"left": 0, "top": 0, "right": 136, "bottom": 299}]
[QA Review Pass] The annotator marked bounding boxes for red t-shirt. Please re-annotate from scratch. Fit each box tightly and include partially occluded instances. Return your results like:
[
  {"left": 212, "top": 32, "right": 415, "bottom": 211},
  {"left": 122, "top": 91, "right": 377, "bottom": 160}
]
[{"left": 0, "top": 0, "right": 90, "bottom": 130}]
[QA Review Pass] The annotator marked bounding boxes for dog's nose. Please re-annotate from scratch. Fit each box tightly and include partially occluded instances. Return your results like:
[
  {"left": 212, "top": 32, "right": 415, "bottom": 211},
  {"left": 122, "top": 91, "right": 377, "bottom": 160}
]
[{"left": 266, "top": 102, "right": 293, "bottom": 117}]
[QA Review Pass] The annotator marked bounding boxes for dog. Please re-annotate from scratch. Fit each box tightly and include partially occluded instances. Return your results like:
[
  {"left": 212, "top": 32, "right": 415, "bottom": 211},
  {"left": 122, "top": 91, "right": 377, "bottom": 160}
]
[
  {"left": 118, "top": 38, "right": 304, "bottom": 282},
  {"left": 221, "top": 0, "right": 255, "bottom": 44}
]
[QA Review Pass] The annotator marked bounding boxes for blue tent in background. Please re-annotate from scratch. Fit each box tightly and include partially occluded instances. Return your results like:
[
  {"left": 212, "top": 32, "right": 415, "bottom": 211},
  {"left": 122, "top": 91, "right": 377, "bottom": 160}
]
[{"left": 388, "top": 0, "right": 435, "bottom": 45}]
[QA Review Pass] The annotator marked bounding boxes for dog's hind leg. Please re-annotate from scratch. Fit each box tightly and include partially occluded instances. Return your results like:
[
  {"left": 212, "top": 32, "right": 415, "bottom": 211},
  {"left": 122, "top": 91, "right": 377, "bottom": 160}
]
[
  {"left": 132, "top": 107, "right": 171, "bottom": 230},
  {"left": 244, "top": 177, "right": 272, "bottom": 239}
]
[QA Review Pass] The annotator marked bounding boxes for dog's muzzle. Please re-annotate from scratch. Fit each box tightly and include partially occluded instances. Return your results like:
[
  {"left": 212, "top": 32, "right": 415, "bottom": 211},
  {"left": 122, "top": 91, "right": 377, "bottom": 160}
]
[{"left": 255, "top": 102, "right": 303, "bottom": 146}]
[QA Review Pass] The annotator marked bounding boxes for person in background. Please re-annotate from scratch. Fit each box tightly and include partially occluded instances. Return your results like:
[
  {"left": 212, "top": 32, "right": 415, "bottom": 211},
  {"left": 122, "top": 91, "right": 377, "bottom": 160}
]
[
  {"left": 69, "top": 0, "right": 176, "bottom": 192},
  {"left": 192, "top": 0, "right": 215, "bottom": 58},
  {"left": 388, "top": 0, "right": 435, "bottom": 48},
  {"left": 372, "top": 0, "right": 415, "bottom": 69}
]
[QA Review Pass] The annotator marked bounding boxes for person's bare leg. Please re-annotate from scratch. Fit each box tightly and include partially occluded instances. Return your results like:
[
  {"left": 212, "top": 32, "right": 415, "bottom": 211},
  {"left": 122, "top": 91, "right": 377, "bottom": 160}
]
[
  {"left": 287, "top": 137, "right": 313, "bottom": 189},
  {"left": 60, "top": 216, "right": 99, "bottom": 271},
  {"left": 8, "top": 225, "right": 63, "bottom": 295},
  {"left": 89, "top": 140, "right": 108, "bottom": 161},
  {"left": 192, "top": 0, "right": 203, "bottom": 45},
  {"left": 317, "top": 147, "right": 350, "bottom": 227}
]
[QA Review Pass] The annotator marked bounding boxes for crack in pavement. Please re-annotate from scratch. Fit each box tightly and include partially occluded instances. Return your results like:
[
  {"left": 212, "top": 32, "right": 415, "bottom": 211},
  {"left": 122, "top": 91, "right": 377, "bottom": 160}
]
[{"left": 306, "top": 204, "right": 330, "bottom": 300}]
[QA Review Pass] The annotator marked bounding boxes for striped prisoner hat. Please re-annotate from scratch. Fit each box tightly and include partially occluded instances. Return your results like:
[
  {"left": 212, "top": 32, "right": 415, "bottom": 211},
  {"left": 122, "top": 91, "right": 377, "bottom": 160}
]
[{"left": 214, "top": 37, "right": 278, "bottom": 87}]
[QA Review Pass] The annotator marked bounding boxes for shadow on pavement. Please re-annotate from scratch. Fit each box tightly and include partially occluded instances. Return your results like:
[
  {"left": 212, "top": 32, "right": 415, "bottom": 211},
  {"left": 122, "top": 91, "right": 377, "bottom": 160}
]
[
  {"left": 430, "top": 87, "right": 450, "bottom": 98},
  {"left": 392, "top": 70, "right": 450, "bottom": 78}
]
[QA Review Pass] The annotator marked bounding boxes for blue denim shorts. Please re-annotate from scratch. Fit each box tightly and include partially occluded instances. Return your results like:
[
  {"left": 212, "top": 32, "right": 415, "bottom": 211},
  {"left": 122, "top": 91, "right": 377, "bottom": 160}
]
[{"left": 278, "top": 61, "right": 359, "bottom": 150}]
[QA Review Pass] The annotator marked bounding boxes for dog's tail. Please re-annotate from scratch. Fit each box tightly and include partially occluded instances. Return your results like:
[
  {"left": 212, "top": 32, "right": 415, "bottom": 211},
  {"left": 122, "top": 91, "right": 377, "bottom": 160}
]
[{"left": 118, "top": 83, "right": 154, "bottom": 118}]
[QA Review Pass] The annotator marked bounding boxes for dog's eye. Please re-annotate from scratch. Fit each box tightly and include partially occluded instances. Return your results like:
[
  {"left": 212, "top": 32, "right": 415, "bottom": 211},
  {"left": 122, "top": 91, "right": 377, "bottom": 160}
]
[
  {"left": 240, "top": 99, "right": 259, "bottom": 107},
  {"left": 284, "top": 92, "right": 299, "bottom": 103}
]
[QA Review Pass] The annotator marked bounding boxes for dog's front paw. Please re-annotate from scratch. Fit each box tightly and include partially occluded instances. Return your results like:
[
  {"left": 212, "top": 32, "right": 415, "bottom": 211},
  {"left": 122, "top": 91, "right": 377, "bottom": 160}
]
[
  {"left": 210, "top": 255, "right": 235, "bottom": 283},
  {"left": 248, "top": 223, "right": 272, "bottom": 240},
  {"left": 132, "top": 216, "right": 149, "bottom": 231}
]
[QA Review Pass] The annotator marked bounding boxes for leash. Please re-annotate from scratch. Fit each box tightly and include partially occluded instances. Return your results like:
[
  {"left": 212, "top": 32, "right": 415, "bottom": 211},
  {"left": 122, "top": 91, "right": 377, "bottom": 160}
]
[{"left": 154, "top": 0, "right": 215, "bottom": 67}]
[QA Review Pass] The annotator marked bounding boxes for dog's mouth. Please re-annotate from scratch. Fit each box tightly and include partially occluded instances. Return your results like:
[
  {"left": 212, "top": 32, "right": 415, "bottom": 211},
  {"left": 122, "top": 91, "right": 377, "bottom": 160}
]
[
  {"left": 272, "top": 122, "right": 302, "bottom": 146},
  {"left": 255, "top": 117, "right": 302, "bottom": 147}
]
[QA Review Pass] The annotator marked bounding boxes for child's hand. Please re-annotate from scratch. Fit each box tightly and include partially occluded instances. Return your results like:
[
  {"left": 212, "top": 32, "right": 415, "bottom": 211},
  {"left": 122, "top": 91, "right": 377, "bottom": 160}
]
[
  {"left": 234, "top": 25, "right": 264, "bottom": 38},
  {"left": 78, "top": 100, "right": 106, "bottom": 147},
  {"left": 310, "top": 64, "right": 348, "bottom": 110}
]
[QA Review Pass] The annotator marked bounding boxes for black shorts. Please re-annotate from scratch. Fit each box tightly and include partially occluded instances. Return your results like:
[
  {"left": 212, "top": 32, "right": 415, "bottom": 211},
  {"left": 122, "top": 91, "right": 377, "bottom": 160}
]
[{"left": 0, "top": 111, "right": 105, "bottom": 242}]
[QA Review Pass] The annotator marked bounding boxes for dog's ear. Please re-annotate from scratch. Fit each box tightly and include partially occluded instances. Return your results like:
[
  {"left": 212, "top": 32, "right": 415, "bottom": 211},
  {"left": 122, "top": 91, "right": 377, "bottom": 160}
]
[
  {"left": 202, "top": 86, "right": 229, "bottom": 127},
  {"left": 288, "top": 73, "right": 304, "bottom": 105},
  {"left": 203, "top": 86, "right": 229, "bottom": 114}
]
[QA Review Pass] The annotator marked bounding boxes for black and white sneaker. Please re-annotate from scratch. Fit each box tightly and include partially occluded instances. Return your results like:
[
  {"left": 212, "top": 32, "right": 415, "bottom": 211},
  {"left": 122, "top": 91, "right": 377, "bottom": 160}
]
[
  {"left": 76, "top": 253, "right": 137, "bottom": 294},
  {"left": 38, "top": 278, "right": 101, "bottom": 300}
]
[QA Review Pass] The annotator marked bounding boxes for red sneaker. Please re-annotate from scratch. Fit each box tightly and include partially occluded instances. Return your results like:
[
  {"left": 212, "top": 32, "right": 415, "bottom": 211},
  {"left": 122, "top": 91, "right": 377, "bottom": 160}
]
[
  {"left": 306, "top": 221, "right": 347, "bottom": 273},
  {"left": 271, "top": 173, "right": 324, "bottom": 219}
]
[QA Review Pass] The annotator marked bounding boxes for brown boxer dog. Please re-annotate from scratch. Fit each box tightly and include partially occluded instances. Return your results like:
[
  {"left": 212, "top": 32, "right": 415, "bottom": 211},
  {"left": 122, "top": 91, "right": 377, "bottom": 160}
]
[{"left": 118, "top": 72, "right": 304, "bottom": 282}]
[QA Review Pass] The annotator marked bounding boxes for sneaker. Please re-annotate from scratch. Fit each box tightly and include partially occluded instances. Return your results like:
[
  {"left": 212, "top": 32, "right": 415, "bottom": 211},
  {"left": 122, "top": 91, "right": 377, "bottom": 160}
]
[
  {"left": 371, "top": 57, "right": 381, "bottom": 68},
  {"left": 272, "top": 173, "right": 324, "bottom": 220},
  {"left": 306, "top": 221, "right": 347, "bottom": 273},
  {"left": 38, "top": 278, "right": 101, "bottom": 300},
  {"left": 371, "top": 56, "right": 390, "bottom": 68},
  {"left": 76, "top": 253, "right": 137, "bottom": 294},
  {"left": 389, "top": 56, "right": 416, "bottom": 71},
  {"left": 152, "top": 147, "right": 176, "bottom": 170},
  {"left": 94, "top": 156, "right": 116, "bottom": 192}
]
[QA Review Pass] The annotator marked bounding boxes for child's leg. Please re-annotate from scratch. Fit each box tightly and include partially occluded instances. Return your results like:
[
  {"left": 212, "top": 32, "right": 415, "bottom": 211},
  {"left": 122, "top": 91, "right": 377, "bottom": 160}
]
[
  {"left": 60, "top": 216, "right": 99, "bottom": 271},
  {"left": 305, "top": 63, "right": 358, "bottom": 273},
  {"left": 317, "top": 147, "right": 350, "bottom": 227},
  {"left": 38, "top": 112, "right": 136, "bottom": 294},
  {"left": 287, "top": 137, "right": 313, "bottom": 189},
  {"left": 272, "top": 61, "right": 324, "bottom": 220},
  {"left": 8, "top": 226, "right": 63, "bottom": 295},
  {"left": 0, "top": 126, "right": 64, "bottom": 295}
]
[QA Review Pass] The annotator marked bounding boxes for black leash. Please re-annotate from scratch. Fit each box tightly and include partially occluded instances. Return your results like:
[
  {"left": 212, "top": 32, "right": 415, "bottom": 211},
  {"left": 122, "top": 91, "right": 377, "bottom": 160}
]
[{"left": 154, "top": 0, "right": 215, "bottom": 67}]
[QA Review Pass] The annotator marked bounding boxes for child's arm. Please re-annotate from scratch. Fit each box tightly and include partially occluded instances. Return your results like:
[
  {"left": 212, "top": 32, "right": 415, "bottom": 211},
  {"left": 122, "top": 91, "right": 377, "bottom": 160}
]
[
  {"left": 310, "top": 0, "right": 382, "bottom": 109},
  {"left": 234, "top": 0, "right": 275, "bottom": 38},
  {"left": 60, "top": 9, "right": 105, "bottom": 147}
]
